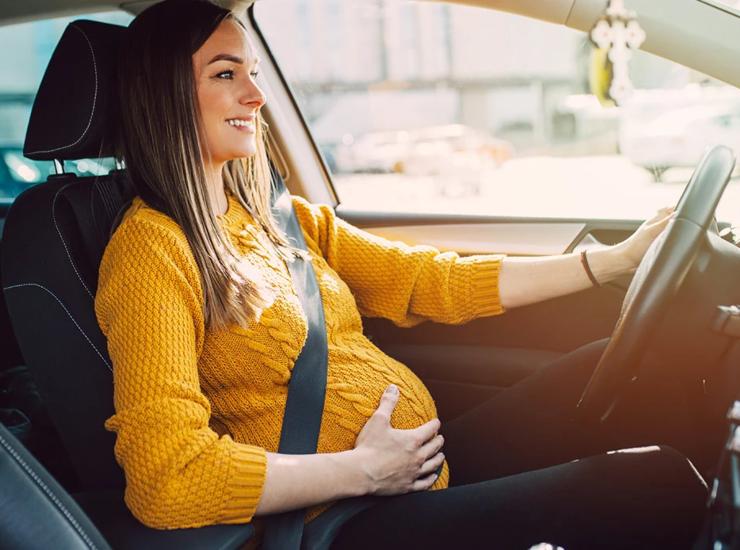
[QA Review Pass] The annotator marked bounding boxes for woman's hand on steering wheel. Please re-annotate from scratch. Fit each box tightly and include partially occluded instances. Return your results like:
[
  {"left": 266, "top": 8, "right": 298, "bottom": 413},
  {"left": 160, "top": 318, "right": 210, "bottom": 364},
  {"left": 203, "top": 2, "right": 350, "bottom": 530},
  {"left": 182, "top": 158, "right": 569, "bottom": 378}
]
[
  {"left": 614, "top": 207, "right": 676, "bottom": 270},
  {"left": 352, "top": 384, "right": 445, "bottom": 496}
]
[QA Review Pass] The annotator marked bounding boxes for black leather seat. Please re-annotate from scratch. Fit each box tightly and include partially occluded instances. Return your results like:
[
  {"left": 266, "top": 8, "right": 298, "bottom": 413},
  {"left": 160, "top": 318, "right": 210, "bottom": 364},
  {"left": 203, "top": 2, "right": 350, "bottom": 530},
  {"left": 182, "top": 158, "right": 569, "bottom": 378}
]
[
  {"left": 0, "top": 420, "right": 111, "bottom": 550},
  {"left": 1, "top": 19, "right": 253, "bottom": 548}
]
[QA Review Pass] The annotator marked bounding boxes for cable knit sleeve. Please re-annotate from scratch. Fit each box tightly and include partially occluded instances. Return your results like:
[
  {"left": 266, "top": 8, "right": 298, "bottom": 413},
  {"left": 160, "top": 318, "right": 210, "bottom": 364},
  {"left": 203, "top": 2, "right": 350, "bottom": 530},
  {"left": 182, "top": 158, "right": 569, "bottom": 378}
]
[
  {"left": 95, "top": 207, "right": 267, "bottom": 529},
  {"left": 292, "top": 196, "right": 505, "bottom": 327}
]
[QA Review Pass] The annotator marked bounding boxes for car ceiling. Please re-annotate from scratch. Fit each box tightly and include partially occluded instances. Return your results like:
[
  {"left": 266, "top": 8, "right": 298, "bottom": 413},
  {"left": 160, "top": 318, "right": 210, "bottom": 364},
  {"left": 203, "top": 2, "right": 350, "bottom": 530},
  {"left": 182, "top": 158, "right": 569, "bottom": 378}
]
[
  {"left": 1, "top": 0, "right": 739, "bottom": 87},
  {"left": 0, "top": 0, "right": 253, "bottom": 24}
]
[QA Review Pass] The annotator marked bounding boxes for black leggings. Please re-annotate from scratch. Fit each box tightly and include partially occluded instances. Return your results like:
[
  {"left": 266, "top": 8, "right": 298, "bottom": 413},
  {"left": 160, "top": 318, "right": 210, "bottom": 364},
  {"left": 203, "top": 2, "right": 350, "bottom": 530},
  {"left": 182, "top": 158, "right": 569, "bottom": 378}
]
[{"left": 329, "top": 339, "right": 709, "bottom": 550}]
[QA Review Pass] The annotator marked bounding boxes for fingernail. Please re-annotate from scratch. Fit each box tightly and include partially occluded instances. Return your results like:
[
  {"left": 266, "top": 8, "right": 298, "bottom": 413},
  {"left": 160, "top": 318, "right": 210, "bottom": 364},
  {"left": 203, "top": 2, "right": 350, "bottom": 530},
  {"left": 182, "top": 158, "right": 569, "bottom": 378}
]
[{"left": 387, "top": 384, "right": 398, "bottom": 395}]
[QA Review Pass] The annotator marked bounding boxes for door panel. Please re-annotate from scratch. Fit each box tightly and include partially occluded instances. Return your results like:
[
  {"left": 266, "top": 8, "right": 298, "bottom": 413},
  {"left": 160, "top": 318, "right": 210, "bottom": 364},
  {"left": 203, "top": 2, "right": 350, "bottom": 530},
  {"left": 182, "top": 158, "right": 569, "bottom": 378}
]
[{"left": 363, "top": 283, "right": 623, "bottom": 365}]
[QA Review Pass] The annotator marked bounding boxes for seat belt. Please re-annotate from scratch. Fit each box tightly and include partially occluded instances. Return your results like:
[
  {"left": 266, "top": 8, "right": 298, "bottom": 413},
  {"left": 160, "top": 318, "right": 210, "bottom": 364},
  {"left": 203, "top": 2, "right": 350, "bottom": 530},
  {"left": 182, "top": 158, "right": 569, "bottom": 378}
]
[{"left": 262, "top": 175, "right": 329, "bottom": 550}]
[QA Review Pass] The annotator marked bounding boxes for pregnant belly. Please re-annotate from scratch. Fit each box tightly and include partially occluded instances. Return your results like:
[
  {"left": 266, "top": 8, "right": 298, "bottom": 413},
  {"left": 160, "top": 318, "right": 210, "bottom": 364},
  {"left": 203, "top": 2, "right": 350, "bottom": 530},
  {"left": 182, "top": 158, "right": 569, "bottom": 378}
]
[{"left": 317, "top": 335, "right": 440, "bottom": 454}]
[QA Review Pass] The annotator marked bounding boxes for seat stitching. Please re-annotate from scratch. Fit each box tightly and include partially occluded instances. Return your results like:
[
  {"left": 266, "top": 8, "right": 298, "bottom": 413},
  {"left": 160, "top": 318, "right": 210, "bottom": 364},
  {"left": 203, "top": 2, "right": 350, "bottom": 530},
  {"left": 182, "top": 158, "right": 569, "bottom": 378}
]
[
  {"left": 98, "top": 178, "right": 114, "bottom": 219},
  {"left": 89, "top": 180, "right": 101, "bottom": 231},
  {"left": 99, "top": 178, "right": 117, "bottom": 219},
  {"left": 99, "top": 177, "right": 120, "bottom": 221},
  {"left": 3, "top": 283, "right": 112, "bottom": 372},
  {"left": 26, "top": 24, "right": 99, "bottom": 156},
  {"left": 0, "top": 431, "right": 100, "bottom": 550},
  {"left": 93, "top": 177, "right": 109, "bottom": 216},
  {"left": 92, "top": 177, "right": 112, "bottom": 226},
  {"left": 53, "top": 182, "right": 94, "bottom": 299}
]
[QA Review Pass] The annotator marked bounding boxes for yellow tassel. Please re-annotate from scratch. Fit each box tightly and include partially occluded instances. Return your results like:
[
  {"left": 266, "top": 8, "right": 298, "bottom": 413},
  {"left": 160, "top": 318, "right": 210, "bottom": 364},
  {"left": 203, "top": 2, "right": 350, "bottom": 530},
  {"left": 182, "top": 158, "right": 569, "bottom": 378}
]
[{"left": 589, "top": 47, "right": 616, "bottom": 107}]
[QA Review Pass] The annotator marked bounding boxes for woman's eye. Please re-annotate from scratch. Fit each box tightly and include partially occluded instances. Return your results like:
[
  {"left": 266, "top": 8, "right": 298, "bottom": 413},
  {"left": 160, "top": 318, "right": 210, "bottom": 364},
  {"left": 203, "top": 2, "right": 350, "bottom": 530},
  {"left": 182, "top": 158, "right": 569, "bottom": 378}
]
[
  {"left": 250, "top": 70, "right": 260, "bottom": 78},
  {"left": 216, "top": 70, "right": 235, "bottom": 80}
]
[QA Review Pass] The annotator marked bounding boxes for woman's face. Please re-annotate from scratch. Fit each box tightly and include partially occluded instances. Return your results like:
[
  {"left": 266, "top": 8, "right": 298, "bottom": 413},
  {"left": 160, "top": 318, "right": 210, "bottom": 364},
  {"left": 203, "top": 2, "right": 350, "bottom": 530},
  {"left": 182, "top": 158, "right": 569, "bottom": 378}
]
[{"left": 192, "top": 18, "right": 265, "bottom": 165}]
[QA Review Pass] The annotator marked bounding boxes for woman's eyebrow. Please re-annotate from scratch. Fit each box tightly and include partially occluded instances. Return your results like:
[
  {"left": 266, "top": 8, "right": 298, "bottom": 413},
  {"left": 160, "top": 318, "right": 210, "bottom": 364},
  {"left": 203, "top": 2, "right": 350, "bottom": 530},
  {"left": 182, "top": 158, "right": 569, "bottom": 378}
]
[
  {"left": 207, "top": 53, "right": 244, "bottom": 65},
  {"left": 207, "top": 54, "right": 262, "bottom": 67}
]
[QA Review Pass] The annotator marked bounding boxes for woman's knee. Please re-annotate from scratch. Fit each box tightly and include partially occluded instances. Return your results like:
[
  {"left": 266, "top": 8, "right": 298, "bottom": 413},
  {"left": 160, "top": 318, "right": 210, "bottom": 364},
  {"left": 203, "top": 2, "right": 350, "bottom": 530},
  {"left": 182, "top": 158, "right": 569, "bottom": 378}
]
[{"left": 603, "top": 444, "right": 708, "bottom": 507}]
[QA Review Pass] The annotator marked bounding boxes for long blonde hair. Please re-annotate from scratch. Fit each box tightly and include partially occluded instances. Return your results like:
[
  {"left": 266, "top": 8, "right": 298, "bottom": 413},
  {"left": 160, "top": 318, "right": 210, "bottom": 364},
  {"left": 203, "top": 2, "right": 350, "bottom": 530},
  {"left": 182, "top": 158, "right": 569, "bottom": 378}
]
[{"left": 116, "top": 0, "right": 298, "bottom": 330}]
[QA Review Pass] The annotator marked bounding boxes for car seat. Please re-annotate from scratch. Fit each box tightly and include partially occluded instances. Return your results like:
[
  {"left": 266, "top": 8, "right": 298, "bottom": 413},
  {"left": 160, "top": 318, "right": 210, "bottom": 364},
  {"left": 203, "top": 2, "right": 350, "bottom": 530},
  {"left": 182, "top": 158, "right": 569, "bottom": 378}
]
[{"left": 1, "top": 19, "right": 253, "bottom": 549}]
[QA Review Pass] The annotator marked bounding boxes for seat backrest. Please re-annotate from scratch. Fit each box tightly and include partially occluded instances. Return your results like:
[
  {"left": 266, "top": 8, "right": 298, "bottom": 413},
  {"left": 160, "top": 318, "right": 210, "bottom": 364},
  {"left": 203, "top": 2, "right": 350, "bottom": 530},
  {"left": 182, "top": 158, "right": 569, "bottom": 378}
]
[{"left": 1, "top": 20, "right": 131, "bottom": 491}]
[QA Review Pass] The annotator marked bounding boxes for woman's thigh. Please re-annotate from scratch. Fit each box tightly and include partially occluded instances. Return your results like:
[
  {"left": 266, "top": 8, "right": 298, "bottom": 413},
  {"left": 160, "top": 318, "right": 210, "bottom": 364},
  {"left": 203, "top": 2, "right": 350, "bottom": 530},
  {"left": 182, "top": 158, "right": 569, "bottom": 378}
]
[
  {"left": 330, "top": 445, "right": 707, "bottom": 550},
  {"left": 440, "top": 336, "right": 707, "bottom": 485},
  {"left": 441, "top": 338, "right": 611, "bottom": 485}
]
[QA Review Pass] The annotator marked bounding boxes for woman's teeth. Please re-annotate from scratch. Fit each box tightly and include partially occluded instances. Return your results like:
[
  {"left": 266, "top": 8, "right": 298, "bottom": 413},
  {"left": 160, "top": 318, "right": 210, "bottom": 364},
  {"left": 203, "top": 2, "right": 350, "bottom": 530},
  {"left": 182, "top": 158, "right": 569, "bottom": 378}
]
[{"left": 227, "top": 119, "right": 255, "bottom": 130}]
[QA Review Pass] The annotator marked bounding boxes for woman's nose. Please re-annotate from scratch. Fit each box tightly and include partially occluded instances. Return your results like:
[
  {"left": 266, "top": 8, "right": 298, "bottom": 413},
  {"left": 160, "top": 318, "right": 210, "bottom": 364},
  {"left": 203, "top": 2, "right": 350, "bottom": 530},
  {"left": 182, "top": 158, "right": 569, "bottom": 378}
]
[{"left": 240, "top": 79, "right": 266, "bottom": 109}]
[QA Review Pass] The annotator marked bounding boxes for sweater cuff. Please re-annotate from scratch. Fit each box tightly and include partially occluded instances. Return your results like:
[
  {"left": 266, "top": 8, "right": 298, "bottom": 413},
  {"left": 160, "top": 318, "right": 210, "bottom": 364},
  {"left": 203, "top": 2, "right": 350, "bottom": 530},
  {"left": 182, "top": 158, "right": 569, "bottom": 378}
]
[
  {"left": 218, "top": 442, "right": 268, "bottom": 524},
  {"left": 461, "top": 254, "right": 505, "bottom": 318}
]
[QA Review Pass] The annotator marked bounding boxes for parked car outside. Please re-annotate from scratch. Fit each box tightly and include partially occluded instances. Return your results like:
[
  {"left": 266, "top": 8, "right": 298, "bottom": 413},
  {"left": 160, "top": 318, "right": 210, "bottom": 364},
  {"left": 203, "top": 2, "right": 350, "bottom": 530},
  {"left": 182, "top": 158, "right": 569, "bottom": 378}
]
[
  {"left": 333, "top": 123, "right": 514, "bottom": 176},
  {"left": 618, "top": 86, "right": 740, "bottom": 180}
]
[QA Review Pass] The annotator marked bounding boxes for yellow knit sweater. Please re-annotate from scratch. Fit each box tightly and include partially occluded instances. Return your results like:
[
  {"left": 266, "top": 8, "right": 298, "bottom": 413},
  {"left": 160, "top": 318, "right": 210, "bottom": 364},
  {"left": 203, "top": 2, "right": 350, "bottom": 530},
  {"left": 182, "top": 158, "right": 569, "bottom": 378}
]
[{"left": 95, "top": 190, "right": 504, "bottom": 532}]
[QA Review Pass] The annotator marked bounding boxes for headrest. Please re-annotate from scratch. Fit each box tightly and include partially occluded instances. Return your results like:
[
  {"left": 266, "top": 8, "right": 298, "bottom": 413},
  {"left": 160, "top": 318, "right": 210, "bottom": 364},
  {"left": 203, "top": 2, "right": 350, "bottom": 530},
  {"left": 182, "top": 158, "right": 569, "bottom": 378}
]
[{"left": 23, "top": 20, "right": 125, "bottom": 161}]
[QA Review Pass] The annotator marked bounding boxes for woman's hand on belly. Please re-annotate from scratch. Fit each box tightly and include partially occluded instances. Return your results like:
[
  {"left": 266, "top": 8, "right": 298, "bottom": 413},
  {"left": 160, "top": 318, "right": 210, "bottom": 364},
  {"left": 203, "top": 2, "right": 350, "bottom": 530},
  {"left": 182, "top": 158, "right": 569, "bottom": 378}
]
[
  {"left": 351, "top": 384, "right": 446, "bottom": 496},
  {"left": 254, "top": 384, "right": 444, "bottom": 516}
]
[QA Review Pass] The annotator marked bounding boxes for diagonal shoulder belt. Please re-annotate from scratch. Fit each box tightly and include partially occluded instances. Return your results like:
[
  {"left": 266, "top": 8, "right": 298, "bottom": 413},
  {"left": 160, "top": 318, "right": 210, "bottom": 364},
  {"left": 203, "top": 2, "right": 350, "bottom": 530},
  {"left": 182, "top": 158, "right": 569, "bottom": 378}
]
[{"left": 262, "top": 175, "right": 329, "bottom": 550}]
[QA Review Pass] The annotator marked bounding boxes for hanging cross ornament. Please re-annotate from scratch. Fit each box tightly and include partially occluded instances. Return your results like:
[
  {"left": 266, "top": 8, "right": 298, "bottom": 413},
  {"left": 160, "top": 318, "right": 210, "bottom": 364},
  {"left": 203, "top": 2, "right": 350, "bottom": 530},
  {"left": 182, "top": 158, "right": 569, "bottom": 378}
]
[{"left": 589, "top": 0, "right": 645, "bottom": 106}]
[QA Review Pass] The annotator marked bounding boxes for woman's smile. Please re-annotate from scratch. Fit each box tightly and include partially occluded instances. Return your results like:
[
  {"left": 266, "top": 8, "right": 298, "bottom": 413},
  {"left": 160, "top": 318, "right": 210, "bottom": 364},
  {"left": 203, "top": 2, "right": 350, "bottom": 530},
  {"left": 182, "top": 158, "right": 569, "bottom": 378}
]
[{"left": 226, "top": 117, "right": 256, "bottom": 133}]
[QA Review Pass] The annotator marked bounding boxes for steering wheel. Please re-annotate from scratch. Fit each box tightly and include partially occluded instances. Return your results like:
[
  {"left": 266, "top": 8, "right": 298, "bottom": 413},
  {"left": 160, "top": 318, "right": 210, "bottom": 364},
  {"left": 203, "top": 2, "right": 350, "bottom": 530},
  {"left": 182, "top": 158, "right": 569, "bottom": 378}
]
[{"left": 577, "top": 145, "right": 736, "bottom": 422}]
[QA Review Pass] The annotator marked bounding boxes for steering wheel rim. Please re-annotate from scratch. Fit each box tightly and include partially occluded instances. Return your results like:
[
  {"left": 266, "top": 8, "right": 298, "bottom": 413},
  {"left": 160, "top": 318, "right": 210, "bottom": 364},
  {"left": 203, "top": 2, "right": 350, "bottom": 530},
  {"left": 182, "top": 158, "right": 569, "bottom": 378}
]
[{"left": 577, "top": 145, "right": 736, "bottom": 422}]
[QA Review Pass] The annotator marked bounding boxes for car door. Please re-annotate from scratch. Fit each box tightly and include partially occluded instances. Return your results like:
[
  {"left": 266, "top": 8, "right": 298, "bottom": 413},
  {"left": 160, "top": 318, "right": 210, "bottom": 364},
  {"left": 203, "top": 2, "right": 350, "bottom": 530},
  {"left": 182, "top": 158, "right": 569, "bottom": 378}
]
[{"left": 248, "top": 0, "right": 740, "bottom": 421}]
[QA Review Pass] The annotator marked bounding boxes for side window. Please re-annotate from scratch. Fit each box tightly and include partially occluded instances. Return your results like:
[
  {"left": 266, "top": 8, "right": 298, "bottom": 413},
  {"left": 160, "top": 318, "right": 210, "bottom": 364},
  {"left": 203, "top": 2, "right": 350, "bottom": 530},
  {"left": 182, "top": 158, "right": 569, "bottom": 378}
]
[
  {"left": 0, "top": 12, "right": 132, "bottom": 202},
  {"left": 255, "top": 0, "right": 740, "bottom": 222}
]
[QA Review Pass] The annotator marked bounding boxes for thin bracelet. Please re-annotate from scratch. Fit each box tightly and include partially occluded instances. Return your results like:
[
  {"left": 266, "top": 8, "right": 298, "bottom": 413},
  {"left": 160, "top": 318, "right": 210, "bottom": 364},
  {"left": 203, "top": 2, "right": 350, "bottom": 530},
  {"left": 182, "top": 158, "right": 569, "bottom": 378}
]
[{"left": 580, "top": 250, "right": 601, "bottom": 288}]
